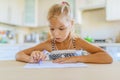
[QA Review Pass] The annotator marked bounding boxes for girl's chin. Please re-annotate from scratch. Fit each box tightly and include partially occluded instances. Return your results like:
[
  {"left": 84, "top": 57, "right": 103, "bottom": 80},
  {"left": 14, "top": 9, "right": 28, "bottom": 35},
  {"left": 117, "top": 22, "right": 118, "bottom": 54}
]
[
  {"left": 56, "top": 40, "right": 62, "bottom": 42},
  {"left": 55, "top": 39, "right": 63, "bottom": 42}
]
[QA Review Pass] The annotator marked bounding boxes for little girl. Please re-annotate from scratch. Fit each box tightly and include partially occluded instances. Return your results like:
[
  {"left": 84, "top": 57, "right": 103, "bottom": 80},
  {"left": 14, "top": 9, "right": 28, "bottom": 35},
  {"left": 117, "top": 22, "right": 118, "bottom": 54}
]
[{"left": 16, "top": 2, "right": 113, "bottom": 64}]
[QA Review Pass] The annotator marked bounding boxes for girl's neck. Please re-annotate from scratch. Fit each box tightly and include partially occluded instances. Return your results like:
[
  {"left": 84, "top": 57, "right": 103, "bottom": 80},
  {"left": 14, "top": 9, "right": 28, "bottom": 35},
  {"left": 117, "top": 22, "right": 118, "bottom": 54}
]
[{"left": 51, "top": 34, "right": 76, "bottom": 51}]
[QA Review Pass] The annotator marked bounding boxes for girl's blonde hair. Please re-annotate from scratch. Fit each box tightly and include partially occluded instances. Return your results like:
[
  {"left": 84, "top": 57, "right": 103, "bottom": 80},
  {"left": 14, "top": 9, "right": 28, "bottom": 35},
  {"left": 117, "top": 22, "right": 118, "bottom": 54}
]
[
  {"left": 47, "top": 1, "right": 71, "bottom": 21},
  {"left": 47, "top": 1, "right": 78, "bottom": 39}
]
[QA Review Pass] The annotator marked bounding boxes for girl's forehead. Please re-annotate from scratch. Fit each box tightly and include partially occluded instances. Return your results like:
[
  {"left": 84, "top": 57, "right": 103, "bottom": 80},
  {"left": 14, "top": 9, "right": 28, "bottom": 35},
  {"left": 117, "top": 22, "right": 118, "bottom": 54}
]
[
  {"left": 49, "top": 16, "right": 70, "bottom": 27},
  {"left": 49, "top": 18, "right": 63, "bottom": 25}
]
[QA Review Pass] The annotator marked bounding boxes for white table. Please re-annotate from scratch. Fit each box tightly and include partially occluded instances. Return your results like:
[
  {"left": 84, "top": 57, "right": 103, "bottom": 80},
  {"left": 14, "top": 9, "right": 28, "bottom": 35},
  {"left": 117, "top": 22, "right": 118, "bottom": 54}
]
[{"left": 0, "top": 60, "right": 120, "bottom": 80}]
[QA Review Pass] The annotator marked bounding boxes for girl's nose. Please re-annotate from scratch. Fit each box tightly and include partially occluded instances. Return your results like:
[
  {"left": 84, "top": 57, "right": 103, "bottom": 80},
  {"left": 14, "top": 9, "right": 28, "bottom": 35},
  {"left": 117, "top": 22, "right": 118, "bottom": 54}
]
[{"left": 53, "top": 30, "right": 59, "bottom": 36}]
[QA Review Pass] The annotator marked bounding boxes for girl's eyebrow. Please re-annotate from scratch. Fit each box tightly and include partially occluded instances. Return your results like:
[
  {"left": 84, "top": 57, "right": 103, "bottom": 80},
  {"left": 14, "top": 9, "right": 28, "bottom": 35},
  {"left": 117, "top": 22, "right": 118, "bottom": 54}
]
[
  {"left": 59, "top": 25, "right": 63, "bottom": 28},
  {"left": 59, "top": 25, "right": 65, "bottom": 27},
  {"left": 49, "top": 25, "right": 64, "bottom": 28}
]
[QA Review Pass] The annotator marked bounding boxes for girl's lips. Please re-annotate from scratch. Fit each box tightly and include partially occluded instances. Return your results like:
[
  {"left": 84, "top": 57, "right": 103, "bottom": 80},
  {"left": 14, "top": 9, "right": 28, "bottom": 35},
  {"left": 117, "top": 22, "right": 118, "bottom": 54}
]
[
  {"left": 56, "top": 38, "right": 60, "bottom": 40},
  {"left": 55, "top": 38, "right": 63, "bottom": 42}
]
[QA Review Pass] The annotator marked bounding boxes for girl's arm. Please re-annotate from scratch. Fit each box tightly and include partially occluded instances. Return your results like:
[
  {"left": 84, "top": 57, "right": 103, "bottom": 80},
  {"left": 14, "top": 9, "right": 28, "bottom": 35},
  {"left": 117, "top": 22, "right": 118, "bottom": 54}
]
[
  {"left": 16, "top": 43, "right": 44, "bottom": 63},
  {"left": 53, "top": 38, "right": 113, "bottom": 64},
  {"left": 16, "top": 40, "right": 51, "bottom": 63},
  {"left": 76, "top": 38, "right": 113, "bottom": 63}
]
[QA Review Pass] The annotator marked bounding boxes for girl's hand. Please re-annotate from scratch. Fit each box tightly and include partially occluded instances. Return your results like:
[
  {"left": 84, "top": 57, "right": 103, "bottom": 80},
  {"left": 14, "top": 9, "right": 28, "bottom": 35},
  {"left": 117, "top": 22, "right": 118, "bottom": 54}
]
[
  {"left": 29, "top": 51, "right": 46, "bottom": 63},
  {"left": 52, "top": 56, "right": 79, "bottom": 63}
]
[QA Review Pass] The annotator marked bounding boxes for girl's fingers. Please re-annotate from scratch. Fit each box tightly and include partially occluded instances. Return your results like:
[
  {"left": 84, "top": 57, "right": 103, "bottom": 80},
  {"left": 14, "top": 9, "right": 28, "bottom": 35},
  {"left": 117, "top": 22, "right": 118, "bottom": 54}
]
[
  {"left": 30, "top": 51, "right": 46, "bottom": 63},
  {"left": 36, "top": 52, "right": 41, "bottom": 60},
  {"left": 29, "top": 56, "right": 36, "bottom": 63},
  {"left": 39, "top": 52, "right": 46, "bottom": 61},
  {"left": 30, "top": 51, "right": 40, "bottom": 63},
  {"left": 43, "top": 55, "right": 47, "bottom": 60},
  {"left": 39, "top": 52, "right": 46, "bottom": 60}
]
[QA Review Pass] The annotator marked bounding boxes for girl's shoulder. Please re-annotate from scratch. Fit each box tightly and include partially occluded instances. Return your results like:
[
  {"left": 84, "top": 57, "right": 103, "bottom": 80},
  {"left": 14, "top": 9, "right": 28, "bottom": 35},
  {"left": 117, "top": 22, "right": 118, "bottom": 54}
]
[
  {"left": 74, "top": 36, "right": 87, "bottom": 43},
  {"left": 38, "top": 39, "right": 52, "bottom": 45},
  {"left": 74, "top": 36, "right": 83, "bottom": 41},
  {"left": 33, "top": 39, "right": 52, "bottom": 51}
]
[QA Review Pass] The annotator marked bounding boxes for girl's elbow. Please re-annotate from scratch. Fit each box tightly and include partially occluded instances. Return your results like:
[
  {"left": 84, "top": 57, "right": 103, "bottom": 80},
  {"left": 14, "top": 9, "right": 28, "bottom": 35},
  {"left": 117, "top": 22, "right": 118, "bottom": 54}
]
[
  {"left": 103, "top": 54, "right": 113, "bottom": 64},
  {"left": 15, "top": 51, "right": 23, "bottom": 61},
  {"left": 106, "top": 56, "right": 113, "bottom": 64}
]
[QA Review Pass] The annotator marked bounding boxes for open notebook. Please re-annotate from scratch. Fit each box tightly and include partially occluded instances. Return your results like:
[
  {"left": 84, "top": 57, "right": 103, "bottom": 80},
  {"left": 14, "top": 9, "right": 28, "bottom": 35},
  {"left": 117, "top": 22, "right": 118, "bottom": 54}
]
[{"left": 24, "top": 61, "right": 88, "bottom": 68}]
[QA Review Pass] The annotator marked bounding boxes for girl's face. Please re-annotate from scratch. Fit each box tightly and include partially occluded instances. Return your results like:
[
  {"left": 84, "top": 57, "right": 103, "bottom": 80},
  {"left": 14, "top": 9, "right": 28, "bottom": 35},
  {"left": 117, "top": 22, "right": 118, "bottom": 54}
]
[{"left": 49, "top": 16, "right": 72, "bottom": 42}]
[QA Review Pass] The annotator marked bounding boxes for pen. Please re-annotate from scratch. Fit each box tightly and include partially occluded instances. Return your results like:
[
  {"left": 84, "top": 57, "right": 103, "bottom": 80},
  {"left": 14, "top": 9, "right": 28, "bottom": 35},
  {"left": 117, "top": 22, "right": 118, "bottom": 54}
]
[
  {"left": 43, "top": 49, "right": 51, "bottom": 55},
  {"left": 39, "top": 59, "right": 42, "bottom": 64},
  {"left": 39, "top": 50, "right": 50, "bottom": 64}
]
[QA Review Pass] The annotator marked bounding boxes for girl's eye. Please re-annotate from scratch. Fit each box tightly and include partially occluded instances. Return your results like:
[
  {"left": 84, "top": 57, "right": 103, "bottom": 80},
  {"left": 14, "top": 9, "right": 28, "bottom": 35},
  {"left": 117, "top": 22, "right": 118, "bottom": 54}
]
[
  {"left": 59, "top": 28, "right": 64, "bottom": 30},
  {"left": 59, "top": 28, "right": 65, "bottom": 30},
  {"left": 50, "top": 28, "right": 54, "bottom": 31}
]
